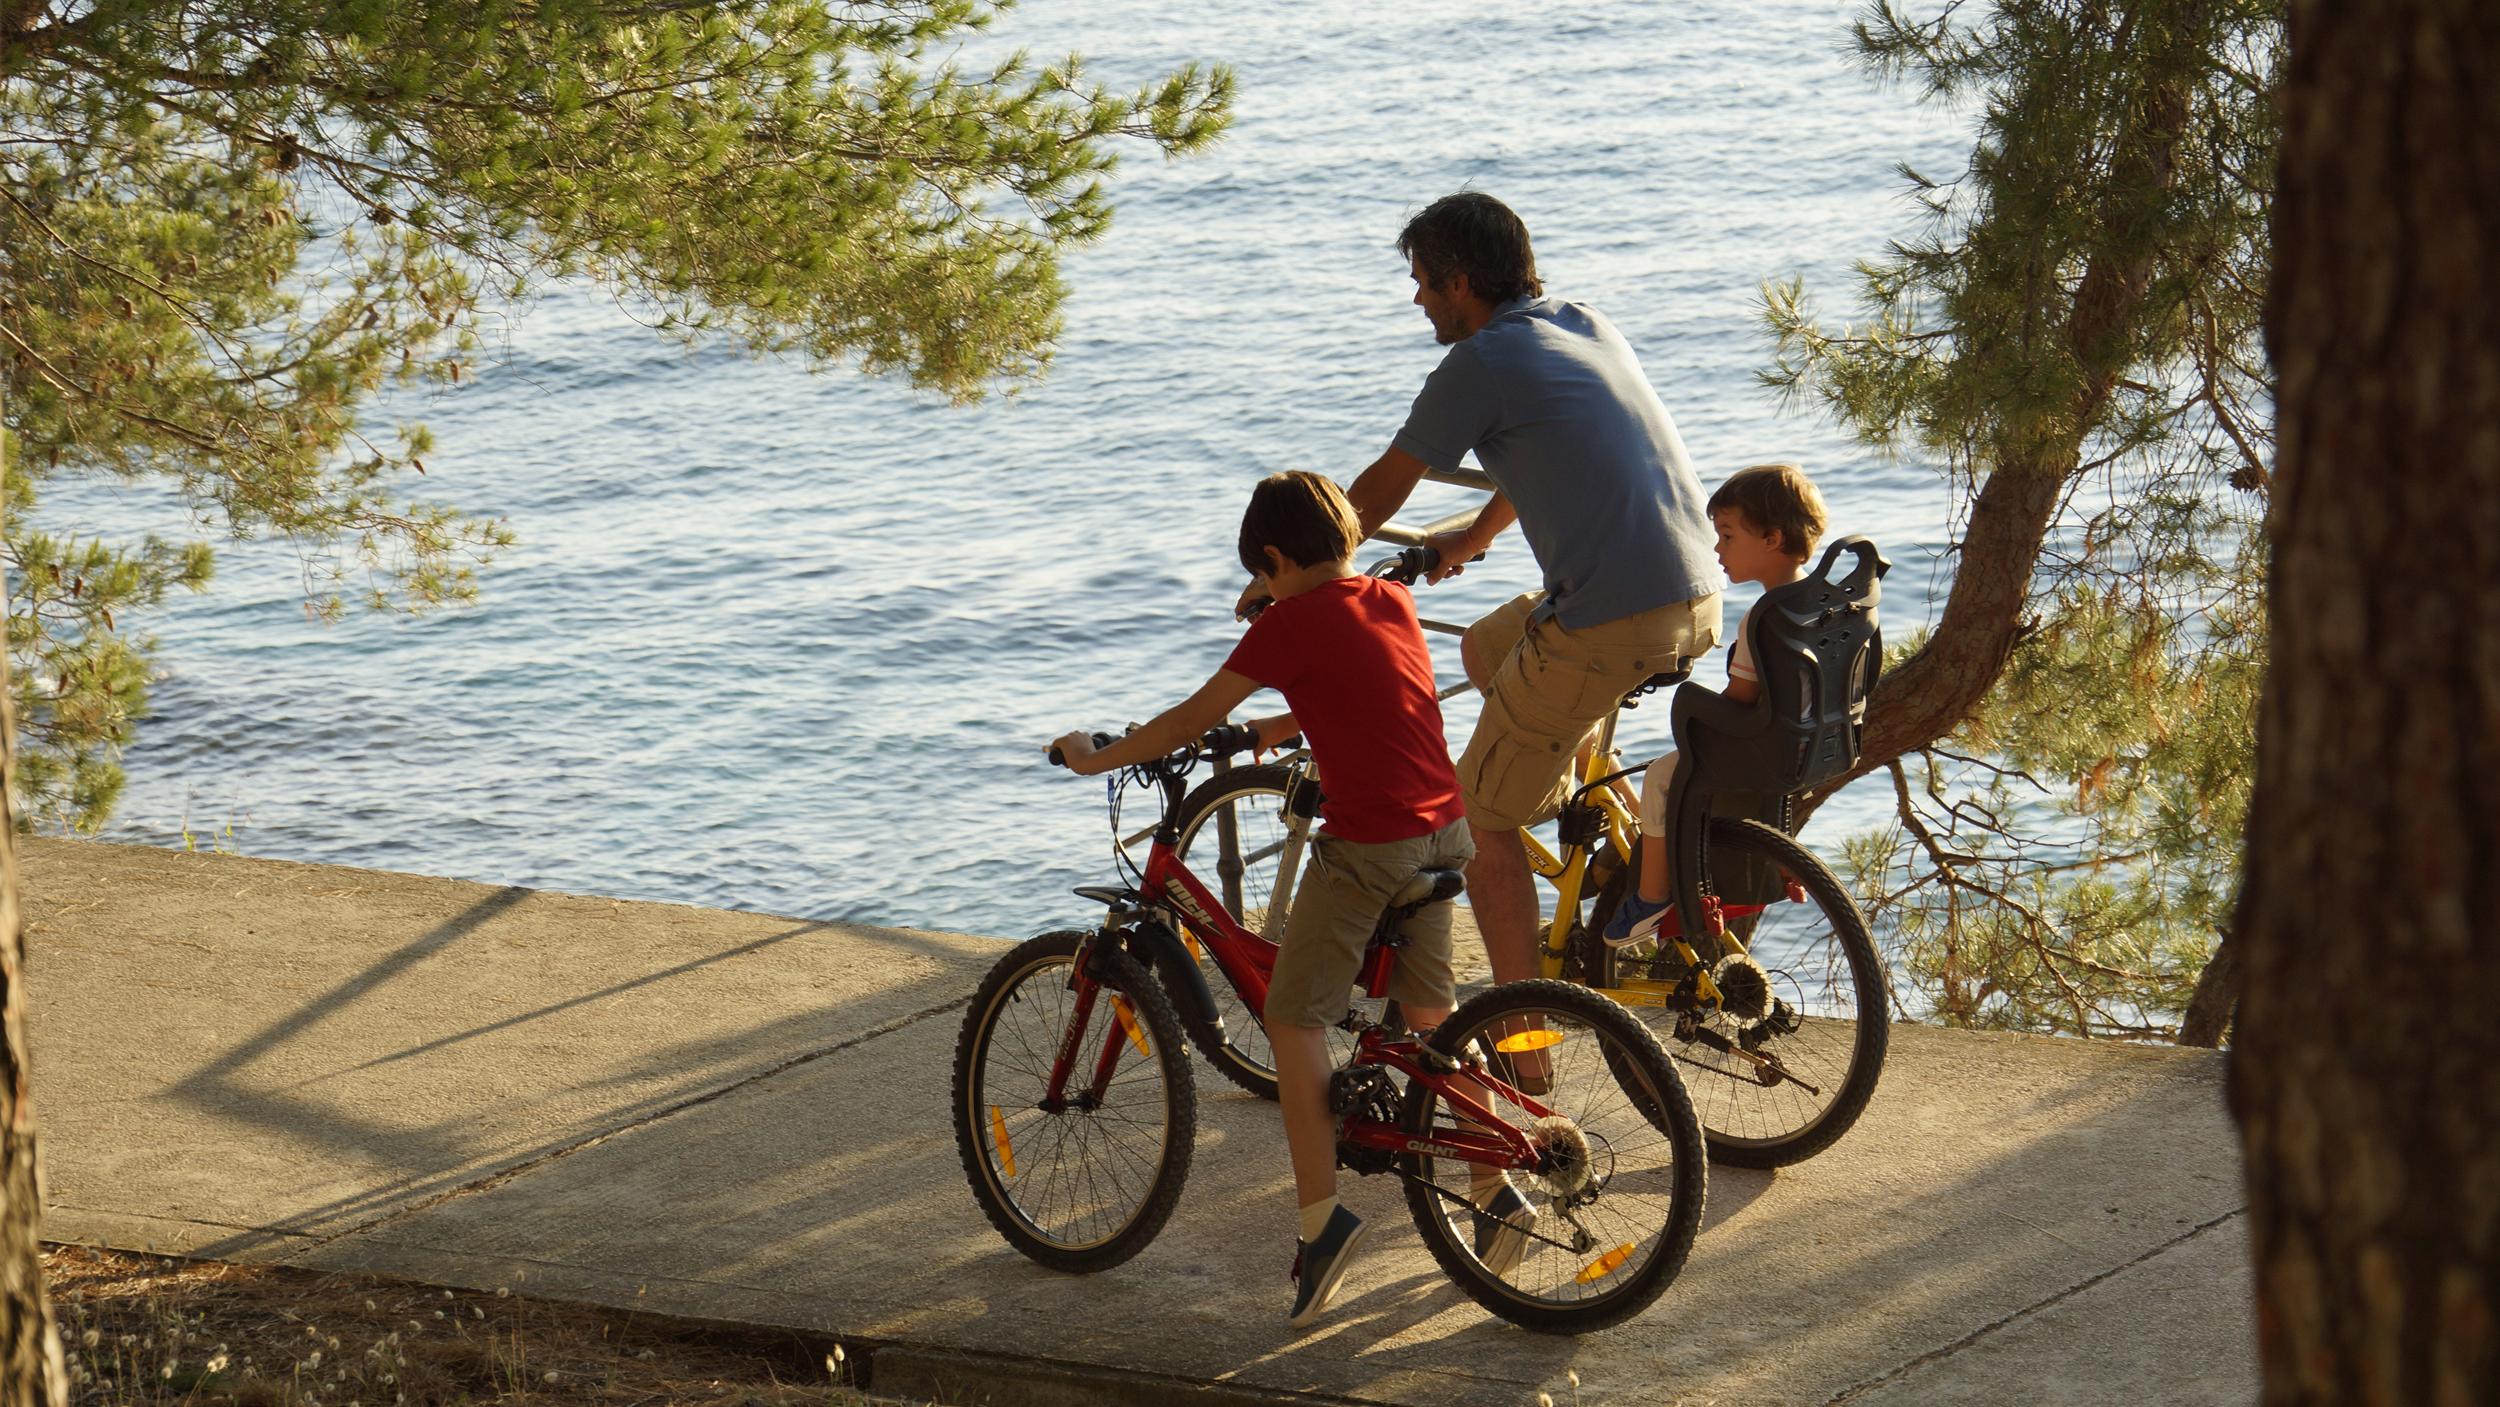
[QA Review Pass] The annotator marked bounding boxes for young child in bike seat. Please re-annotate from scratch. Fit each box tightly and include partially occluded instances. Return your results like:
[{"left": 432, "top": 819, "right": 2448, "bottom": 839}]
[
  {"left": 1604, "top": 462, "right": 1829, "bottom": 946},
  {"left": 1048, "top": 470, "right": 1472, "bottom": 1328}
]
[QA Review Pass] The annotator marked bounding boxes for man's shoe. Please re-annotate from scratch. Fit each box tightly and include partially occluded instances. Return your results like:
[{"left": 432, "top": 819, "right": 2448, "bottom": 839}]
[
  {"left": 1603, "top": 892, "right": 1669, "bottom": 947},
  {"left": 1287, "top": 1205, "right": 1368, "bottom": 1328},
  {"left": 1471, "top": 1181, "right": 1538, "bottom": 1277}
]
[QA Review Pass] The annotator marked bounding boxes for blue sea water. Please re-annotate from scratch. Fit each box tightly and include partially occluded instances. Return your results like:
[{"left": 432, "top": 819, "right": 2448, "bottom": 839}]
[{"left": 53, "top": 1, "right": 1973, "bottom": 935}]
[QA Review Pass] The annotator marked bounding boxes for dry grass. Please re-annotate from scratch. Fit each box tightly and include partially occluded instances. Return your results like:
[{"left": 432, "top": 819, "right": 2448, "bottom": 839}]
[{"left": 43, "top": 1246, "right": 891, "bottom": 1407}]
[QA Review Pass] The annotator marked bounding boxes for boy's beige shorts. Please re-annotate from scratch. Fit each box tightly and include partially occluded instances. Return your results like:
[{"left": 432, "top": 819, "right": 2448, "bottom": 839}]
[
  {"left": 1267, "top": 817, "right": 1475, "bottom": 1028},
  {"left": 1457, "top": 591, "right": 1722, "bottom": 834}
]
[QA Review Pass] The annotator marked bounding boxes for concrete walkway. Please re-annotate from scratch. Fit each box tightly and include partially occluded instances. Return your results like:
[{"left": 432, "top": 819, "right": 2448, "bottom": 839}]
[{"left": 25, "top": 839, "right": 2256, "bottom": 1405}]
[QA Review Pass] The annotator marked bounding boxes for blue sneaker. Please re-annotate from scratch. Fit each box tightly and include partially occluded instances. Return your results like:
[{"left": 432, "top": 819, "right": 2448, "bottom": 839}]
[
  {"left": 1287, "top": 1205, "right": 1368, "bottom": 1328},
  {"left": 1471, "top": 1181, "right": 1539, "bottom": 1277},
  {"left": 1603, "top": 891, "right": 1669, "bottom": 947}
]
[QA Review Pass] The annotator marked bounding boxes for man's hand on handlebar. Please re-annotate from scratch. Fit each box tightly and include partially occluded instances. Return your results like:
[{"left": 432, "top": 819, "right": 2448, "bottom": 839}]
[{"left": 1423, "top": 527, "right": 1485, "bottom": 584}]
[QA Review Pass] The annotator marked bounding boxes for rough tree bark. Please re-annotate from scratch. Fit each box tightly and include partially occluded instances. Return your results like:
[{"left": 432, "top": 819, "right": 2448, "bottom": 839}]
[
  {"left": 2177, "top": 928, "right": 2238, "bottom": 1047},
  {"left": 2232, "top": 0, "right": 2500, "bottom": 1401},
  {"left": 0, "top": 430, "right": 68, "bottom": 1403}
]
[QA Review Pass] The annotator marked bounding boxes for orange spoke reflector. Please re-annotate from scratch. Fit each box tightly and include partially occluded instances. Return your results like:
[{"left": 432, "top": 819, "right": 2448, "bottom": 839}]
[
  {"left": 1576, "top": 1244, "right": 1636, "bottom": 1284},
  {"left": 1113, "top": 997, "right": 1150, "bottom": 1055},
  {"left": 1494, "top": 1029, "right": 1564, "bottom": 1054},
  {"left": 989, "top": 1106, "right": 1017, "bottom": 1178},
  {"left": 1183, "top": 931, "right": 1205, "bottom": 961}
]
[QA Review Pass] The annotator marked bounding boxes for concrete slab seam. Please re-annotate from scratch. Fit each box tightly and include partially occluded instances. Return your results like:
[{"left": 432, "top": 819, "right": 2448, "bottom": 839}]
[
  {"left": 1818, "top": 1204, "right": 2249, "bottom": 1406},
  {"left": 865, "top": 1343, "right": 1390, "bottom": 1407},
  {"left": 304, "top": 991, "right": 975, "bottom": 1251}
]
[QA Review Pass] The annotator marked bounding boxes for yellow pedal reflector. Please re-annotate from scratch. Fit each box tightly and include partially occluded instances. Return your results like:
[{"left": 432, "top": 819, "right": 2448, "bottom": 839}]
[
  {"left": 989, "top": 1106, "right": 1017, "bottom": 1178},
  {"left": 1494, "top": 1029, "right": 1564, "bottom": 1054},
  {"left": 1576, "top": 1244, "right": 1636, "bottom": 1284},
  {"left": 1113, "top": 997, "right": 1151, "bottom": 1055}
]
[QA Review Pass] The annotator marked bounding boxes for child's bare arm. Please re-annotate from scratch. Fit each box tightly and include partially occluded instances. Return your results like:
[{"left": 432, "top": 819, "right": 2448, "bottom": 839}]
[
  {"left": 1249, "top": 711, "right": 1299, "bottom": 749},
  {"left": 1050, "top": 669, "right": 1262, "bottom": 776},
  {"left": 1724, "top": 674, "right": 1762, "bottom": 707}
]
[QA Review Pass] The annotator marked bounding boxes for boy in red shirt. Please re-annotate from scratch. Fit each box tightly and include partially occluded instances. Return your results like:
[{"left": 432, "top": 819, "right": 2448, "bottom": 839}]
[{"left": 1050, "top": 471, "right": 1475, "bottom": 1327}]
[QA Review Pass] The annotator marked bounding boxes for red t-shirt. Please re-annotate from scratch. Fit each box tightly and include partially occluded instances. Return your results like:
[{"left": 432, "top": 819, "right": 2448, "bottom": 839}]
[{"left": 1223, "top": 575, "right": 1466, "bottom": 843}]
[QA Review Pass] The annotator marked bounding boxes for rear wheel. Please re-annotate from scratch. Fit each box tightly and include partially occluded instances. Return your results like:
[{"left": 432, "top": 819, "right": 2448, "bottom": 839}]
[
  {"left": 1401, "top": 980, "right": 1706, "bottom": 1333},
  {"left": 1582, "top": 818, "right": 1888, "bottom": 1168},
  {"left": 953, "top": 930, "right": 1196, "bottom": 1271}
]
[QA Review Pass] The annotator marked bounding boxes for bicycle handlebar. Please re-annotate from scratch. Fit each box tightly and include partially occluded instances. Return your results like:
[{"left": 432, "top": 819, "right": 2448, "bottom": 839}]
[
  {"left": 1048, "top": 723, "right": 1296, "bottom": 771},
  {"left": 1367, "top": 542, "right": 1486, "bottom": 586},
  {"left": 1046, "top": 731, "right": 1118, "bottom": 768},
  {"left": 1245, "top": 543, "right": 1487, "bottom": 620}
]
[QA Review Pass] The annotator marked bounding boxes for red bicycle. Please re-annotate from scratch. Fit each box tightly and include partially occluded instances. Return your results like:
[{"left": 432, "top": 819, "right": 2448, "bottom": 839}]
[{"left": 951, "top": 723, "right": 1708, "bottom": 1332}]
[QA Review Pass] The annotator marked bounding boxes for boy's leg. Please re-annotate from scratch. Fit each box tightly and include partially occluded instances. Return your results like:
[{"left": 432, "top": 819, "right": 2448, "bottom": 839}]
[
  {"left": 1267, "top": 835, "right": 1395, "bottom": 1325},
  {"left": 1265, "top": 1020, "right": 1339, "bottom": 1211},
  {"left": 1390, "top": 822, "right": 1538, "bottom": 1271}
]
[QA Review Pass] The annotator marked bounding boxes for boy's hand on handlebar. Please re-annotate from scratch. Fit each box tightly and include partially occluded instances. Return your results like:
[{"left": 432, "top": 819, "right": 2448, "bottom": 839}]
[
  {"left": 1234, "top": 577, "right": 1272, "bottom": 621},
  {"left": 1048, "top": 730, "right": 1108, "bottom": 774}
]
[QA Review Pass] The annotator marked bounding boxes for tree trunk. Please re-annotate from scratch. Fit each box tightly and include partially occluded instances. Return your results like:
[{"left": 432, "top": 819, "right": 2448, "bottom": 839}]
[
  {"left": 2232, "top": 2, "right": 2500, "bottom": 1402},
  {"left": 2177, "top": 927, "right": 2237, "bottom": 1048},
  {"left": 1800, "top": 74, "right": 2191, "bottom": 825},
  {"left": 0, "top": 421, "right": 67, "bottom": 1403}
]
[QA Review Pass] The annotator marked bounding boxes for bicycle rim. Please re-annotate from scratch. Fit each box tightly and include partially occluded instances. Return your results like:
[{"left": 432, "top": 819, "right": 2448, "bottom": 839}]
[
  {"left": 1401, "top": 980, "right": 1704, "bottom": 1332},
  {"left": 954, "top": 932, "right": 1194, "bottom": 1269},
  {"left": 1167, "top": 764, "right": 1379, "bottom": 1091},
  {"left": 1594, "top": 820, "right": 1888, "bottom": 1166}
]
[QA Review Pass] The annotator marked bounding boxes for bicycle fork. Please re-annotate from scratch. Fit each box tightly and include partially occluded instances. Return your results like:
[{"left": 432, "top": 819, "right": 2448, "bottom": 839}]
[{"left": 1040, "top": 943, "right": 1149, "bottom": 1112}]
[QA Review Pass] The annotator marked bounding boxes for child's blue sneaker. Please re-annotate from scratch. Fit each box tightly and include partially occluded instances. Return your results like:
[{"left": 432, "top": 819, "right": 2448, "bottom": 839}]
[
  {"left": 1287, "top": 1205, "right": 1369, "bottom": 1328},
  {"left": 1603, "top": 891, "right": 1670, "bottom": 947}
]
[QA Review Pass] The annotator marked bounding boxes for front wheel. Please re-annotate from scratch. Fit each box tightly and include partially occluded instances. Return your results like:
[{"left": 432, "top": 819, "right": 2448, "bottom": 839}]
[
  {"left": 1583, "top": 818, "right": 1889, "bottom": 1168},
  {"left": 952, "top": 930, "right": 1196, "bottom": 1271},
  {"left": 1400, "top": 980, "right": 1706, "bottom": 1333}
]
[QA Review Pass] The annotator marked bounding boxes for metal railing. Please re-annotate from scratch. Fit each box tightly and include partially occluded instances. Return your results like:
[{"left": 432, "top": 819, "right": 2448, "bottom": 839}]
[{"left": 1372, "top": 465, "right": 1498, "bottom": 697}]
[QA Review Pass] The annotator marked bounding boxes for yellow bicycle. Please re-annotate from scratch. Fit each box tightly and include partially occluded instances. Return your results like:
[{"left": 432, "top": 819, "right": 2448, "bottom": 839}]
[{"left": 1157, "top": 538, "right": 1892, "bottom": 1168}]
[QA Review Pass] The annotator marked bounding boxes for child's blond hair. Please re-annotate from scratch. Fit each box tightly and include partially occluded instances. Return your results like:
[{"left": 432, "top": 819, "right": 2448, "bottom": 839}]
[{"left": 1708, "top": 463, "right": 1828, "bottom": 559}]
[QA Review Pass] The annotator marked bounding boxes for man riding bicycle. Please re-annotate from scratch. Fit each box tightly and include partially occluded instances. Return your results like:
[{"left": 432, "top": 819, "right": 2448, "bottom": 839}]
[{"left": 1270, "top": 191, "right": 1725, "bottom": 991}]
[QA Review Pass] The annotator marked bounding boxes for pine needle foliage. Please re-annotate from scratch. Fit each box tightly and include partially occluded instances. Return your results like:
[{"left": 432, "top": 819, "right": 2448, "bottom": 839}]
[
  {"left": 0, "top": 0, "right": 1232, "bottom": 830},
  {"left": 1766, "top": 0, "right": 2278, "bottom": 1040}
]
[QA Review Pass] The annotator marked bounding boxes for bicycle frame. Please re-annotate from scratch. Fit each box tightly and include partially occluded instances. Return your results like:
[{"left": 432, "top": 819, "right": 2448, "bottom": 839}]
[
  {"left": 1059, "top": 760, "right": 1557, "bottom": 1176},
  {"left": 1250, "top": 710, "right": 1808, "bottom": 1017}
]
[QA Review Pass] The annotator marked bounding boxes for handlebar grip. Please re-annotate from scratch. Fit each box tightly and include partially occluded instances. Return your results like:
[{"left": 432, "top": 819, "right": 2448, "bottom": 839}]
[
  {"left": 1048, "top": 731, "right": 1119, "bottom": 768},
  {"left": 1200, "top": 723, "right": 1260, "bottom": 757}
]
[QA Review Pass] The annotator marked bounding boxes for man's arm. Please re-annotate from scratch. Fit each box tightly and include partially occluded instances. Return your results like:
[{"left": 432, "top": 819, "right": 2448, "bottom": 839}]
[
  {"left": 1050, "top": 669, "right": 1263, "bottom": 776},
  {"left": 1425, "top": 493, "right": 1517, "bottom": 583},
  {"left": 1239, "top": 443, "right": 1443, "bottom": 619},
  {"left": 1345, "top": 444, "right": 1434, "bottom": 539}
]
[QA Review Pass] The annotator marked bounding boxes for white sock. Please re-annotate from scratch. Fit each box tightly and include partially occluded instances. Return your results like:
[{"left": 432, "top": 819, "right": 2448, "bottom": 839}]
[{"left": 1299, "top": 1197, "right": 1339, "bottom": 1243}]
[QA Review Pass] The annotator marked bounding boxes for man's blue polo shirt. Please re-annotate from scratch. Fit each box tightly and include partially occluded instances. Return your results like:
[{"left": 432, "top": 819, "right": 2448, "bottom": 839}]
[{"left": 1391, "top": 296, "right": 1721, "bottom": 630}]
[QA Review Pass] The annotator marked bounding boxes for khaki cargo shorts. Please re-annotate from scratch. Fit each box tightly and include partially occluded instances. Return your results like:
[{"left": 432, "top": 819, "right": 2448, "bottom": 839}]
[
  {"left": 1458, "top": 591, "right": 1722, "bottom": 833},
  {"left": 1267, "top": 817, "right": 1475, "bottom": 1028}
]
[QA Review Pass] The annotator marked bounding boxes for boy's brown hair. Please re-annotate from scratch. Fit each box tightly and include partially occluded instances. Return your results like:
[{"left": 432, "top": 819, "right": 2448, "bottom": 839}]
[
  {"left": 1238, "top": 471, "right": 1363, "bottom": 576},
  {"left": 1708, "top": 462, "right": 1828, "bottom": 559}
]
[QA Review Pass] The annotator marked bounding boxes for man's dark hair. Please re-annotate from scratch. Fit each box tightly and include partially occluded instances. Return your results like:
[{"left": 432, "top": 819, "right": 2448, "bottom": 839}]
[
  {"left": 1397, "top": 192, "right": 1543, "bottom": 305},
  {"left": 1238, "top": 471, "right": 1362, "bottom": 576}
]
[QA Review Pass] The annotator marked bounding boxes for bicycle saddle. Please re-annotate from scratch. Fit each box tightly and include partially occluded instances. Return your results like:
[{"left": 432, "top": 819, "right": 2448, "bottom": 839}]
[
  {"left": 1615, "top": 661, "right": 1693, "bottom": 710},
  {"left": 1389, "top": 868, "right": 1466, "bottom": 911}
]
